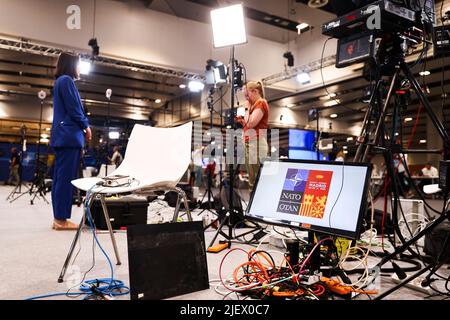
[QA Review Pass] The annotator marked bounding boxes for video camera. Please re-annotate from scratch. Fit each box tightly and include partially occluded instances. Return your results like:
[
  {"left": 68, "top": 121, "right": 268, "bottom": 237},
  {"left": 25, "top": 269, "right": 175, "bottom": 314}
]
[{"left": 323, "top": 0, "right": 437, "bottom": 68}]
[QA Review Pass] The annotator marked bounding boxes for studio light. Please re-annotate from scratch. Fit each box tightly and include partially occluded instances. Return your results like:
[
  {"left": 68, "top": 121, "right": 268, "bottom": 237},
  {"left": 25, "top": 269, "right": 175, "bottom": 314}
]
[
  {"left": 109, "top": 131, "right": 120, "bottom": 140},
  {"left": 188, "top": 81, "right": 205, "bottom": 93},
  {"left": 155, "top": 99, "right": 162, "bottom": 104},
  {"left": 330, "top": 113, "right": 338, "bottom": 119},
  {"left": 283, "top": 51, "right": 294, "bottom": 67},
  {"left": 205, "top": 59, "right": 227, "bottom": 86},
  {"left": 179, "top": 84, "right": 187, "bottom": 89},
  {"left": 211, "top": 4, "right": 247, "bottom": 48},
  {"left": 419, "top": 70, "right": 431, "bottom": 76},
  {"left": 296, "top": 72, "right": 311, "bottom": 85},
  {"left": 79, "top": 60, "right": 92, "bottom": 75}
]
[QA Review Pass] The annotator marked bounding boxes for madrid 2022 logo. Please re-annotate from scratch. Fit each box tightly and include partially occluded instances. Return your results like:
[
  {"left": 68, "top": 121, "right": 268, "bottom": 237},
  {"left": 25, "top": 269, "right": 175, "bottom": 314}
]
[{"left": 277, "top": 169, "right": 333, "bottom": 219}]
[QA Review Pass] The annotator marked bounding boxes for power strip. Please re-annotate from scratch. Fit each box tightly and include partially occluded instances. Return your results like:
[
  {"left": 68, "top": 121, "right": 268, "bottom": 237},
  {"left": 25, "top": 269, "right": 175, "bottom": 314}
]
[{"left": 391, "top": 274, "right": 433, "bottom": 295}]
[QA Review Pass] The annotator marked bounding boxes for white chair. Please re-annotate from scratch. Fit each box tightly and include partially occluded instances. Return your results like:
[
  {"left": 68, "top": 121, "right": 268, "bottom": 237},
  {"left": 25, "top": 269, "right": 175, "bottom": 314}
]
[{"left": 58, "top": 122, "right": 193, "bottom": 282}]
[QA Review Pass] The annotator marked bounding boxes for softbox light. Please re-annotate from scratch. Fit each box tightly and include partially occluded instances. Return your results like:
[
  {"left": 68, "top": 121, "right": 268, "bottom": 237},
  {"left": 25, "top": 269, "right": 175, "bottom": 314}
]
[{"left": 211, "top": 4, "right": 247, "bottom": 48}]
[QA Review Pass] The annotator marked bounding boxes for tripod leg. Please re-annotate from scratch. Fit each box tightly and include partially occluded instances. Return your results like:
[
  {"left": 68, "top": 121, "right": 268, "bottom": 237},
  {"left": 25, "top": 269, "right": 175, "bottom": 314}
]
[
  {"left": 99, "top": 195, "right": 121, "bottom": 266},
  {"left": 374, "top": 263, "right": 434, "bottom": 300},
  {"left": 208, "top": 213, "right": 230, "bottom": 249},
  {"left": 355, "top": 79, "right": 384, "bottom": 162},
  {"left": 362, "top": 72, "right": 399, "bottom": 162},
  {"left": 377, "top": 212, "right": 449, "bottom": 268},
  {"left": 58, "top": 205, "right": 88, "bottom": 283}
]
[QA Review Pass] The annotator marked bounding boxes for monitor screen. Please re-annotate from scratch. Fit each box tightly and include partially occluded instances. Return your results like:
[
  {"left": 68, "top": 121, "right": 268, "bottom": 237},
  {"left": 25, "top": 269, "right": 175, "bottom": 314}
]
[
  {"left": 289, "top": 129, "right": 316, "bottom": 150},
  {"left": 246, "top": 160, "right": 372, "bottom": 239},
  {"left": 289, "top": 150, "right": 329, "bottom": 161}
]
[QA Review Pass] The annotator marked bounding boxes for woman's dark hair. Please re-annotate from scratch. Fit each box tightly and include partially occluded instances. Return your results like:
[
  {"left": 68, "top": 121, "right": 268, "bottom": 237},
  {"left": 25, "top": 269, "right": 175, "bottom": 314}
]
[{"left": 55, "top": 52, "right": 79, "bottom": 79}]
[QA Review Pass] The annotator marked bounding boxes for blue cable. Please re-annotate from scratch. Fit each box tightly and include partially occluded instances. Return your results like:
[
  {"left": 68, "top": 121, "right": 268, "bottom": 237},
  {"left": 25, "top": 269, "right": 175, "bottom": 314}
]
[{"left": 25, "top": 186, "right": 129, "bottom": 300}]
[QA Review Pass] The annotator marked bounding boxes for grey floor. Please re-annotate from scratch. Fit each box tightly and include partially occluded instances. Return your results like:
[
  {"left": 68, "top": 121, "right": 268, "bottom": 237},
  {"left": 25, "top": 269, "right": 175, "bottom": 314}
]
[{"left": 0, "top": 185, "right": 448, "bottom": 300}]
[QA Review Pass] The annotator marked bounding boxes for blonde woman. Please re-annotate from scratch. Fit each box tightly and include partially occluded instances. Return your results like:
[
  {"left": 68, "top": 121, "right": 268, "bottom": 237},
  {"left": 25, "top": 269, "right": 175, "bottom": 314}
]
[{"left": 235, "top": 81, "right": 270, "bottom": 191}]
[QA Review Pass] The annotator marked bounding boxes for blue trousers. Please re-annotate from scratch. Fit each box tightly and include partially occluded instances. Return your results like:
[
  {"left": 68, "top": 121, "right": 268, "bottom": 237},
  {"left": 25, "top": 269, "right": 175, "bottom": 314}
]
[{"left": 52, "top": 147, "right": 81, "bottom": 220}]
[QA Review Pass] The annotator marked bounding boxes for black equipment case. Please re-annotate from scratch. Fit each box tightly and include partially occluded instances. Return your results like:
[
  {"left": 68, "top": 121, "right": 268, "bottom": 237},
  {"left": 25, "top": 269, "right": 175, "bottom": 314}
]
[{"left": 86, "top": 196, "right": 149, "bottom": 230}]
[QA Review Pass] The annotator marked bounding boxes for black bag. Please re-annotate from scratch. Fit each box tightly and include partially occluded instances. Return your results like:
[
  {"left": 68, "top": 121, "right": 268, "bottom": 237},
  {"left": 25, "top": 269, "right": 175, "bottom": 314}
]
[
  {"left": 424, "top": 220, "right": 450, "bottom": 263},
  {"left": 86, "top": 196, "right": 149, "bottom": 230},
  {"left": 164, "top": 183, "right": 196, "bottom": 209}
]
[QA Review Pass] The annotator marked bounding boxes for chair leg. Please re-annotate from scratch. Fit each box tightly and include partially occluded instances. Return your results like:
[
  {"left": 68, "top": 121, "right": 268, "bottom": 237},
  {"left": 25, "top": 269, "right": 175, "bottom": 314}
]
[
  {"left": 171, "top": 187, "right": 192, "bottom": 222},
  {"left": 58, "top": 195, "right": 90, "bottom": 283},
  {"left": 99, "top": 195, "right": 122, "bottom": 266}
]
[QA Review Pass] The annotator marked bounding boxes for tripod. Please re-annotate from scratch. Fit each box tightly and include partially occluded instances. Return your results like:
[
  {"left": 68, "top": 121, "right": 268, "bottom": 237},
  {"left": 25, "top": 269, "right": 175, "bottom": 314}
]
[
  {"left": 7, "top": 127, "right": 30, "bottom": 201},
  {"left": 10, "top": 93, "right": 49, "bottom": 205},
  {"left": 352, "top": 33, "right": 450, "bottom": 298},
  {"left": 198, "top": 88, "right": 219, "bottom": 218}
]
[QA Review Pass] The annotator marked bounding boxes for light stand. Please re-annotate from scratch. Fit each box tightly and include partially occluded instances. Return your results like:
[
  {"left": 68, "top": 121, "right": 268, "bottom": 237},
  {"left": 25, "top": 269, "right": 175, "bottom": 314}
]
[
  {"left": 198, "top": 88, "right": 218, "bottom": 217},
  {"left": 207, "top": 4, "right": 266, "bottom": 251},
  {"left": 105, "top": 89, "right": 112, "bottom": 177}
]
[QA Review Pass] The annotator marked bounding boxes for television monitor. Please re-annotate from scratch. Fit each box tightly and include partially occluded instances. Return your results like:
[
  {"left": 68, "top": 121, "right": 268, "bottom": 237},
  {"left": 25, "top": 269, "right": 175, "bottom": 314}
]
[
  {"left": 246, "top": 160, "right": 372, "bottom": 239},
  {"left": 289, "top": 150, "right": 329, "bottom": 161},
  {"left": 289, "top": 129, "right": 316, "bottom": 151}
]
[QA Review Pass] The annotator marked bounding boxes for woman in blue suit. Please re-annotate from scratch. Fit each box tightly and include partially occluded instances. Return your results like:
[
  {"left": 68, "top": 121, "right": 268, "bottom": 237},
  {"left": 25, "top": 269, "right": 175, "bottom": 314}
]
[{"left": 51, "top": 52, "right": 92, "bottom": 230}]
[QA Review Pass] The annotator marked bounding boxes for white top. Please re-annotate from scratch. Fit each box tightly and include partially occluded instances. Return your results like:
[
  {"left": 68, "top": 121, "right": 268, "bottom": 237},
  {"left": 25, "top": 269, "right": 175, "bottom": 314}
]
[
  {"left": 111, "top": 151, "right": 123, "bottom": 166},
  {"left": 422, "top": 166, "right": 438, "bottom": 177}
]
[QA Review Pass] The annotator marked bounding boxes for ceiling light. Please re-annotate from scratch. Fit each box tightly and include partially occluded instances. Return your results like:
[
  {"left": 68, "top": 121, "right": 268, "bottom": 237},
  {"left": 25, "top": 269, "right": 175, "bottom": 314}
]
[
  {"left": 330, "top": 114, "right": 338, "bottom": 119},
  {"left": 296, "top": 23, "right": 309, "bottom": 34},
  {"left": 343, "top": 146, "right": 348, "bottom": 150},
  {"left": 155, "top": 99, "right": 162, "bottom": 104},
  {"left": 131, "top": 67, "right": 139, "bottom": 72},
  {"left": 79, "top": 60, "right": 92, "bottom": 75},
  {"left": 420, "top": 139, "right": 427, "bottom": 144},
  {"left": 211, "top": 4, "right": 247, "bottom": 48},
  {"left": 343, "top": 150, "right": 349, "bottom": 154},
  {"left": 188, "top": 81, "right": 205, "bottom": 93},
  {"left": 286, "top": 104, "right": 296, "bottom": 108},
  {"left": 324, "top": 100, "right": 340, "bottom": 107},
  {"left": 296, "top": 72, "right": 311, "bottom": 85},
  {"left": 395, "top": 132, "right": 399, "bottom": 136},
  {"left": 40, "top": 138, "right": 50, "bottom": 144},
  {"left": 46, "top": 128, "right": 51, "bottom": 131},
  {"left": 109, "top": 131, "right": 120, "bottom": 140},
  {"left": 405, "top": 117, "right": 413, "bottom": 122},
  {"left": 179, "top": 84, "right": 187, "bottom": 89},
  {"left": 419, "top": 71, "right": 431, "bottom": 76},
  {"left": 347, "top": 137, "right": 353, "bottom": 142}
]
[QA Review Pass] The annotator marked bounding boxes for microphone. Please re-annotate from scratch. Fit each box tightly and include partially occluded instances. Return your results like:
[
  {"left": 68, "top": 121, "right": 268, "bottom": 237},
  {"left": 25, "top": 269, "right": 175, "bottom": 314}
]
[{"left": 106, "top": 89, "right": 112, "bottom": 100}]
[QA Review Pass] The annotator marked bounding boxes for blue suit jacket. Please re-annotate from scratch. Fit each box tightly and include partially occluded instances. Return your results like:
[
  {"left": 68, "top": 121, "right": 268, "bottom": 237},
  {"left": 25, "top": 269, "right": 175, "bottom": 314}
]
[{"left": 50, "top": 75, "right": 89, "bottom": 148}]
